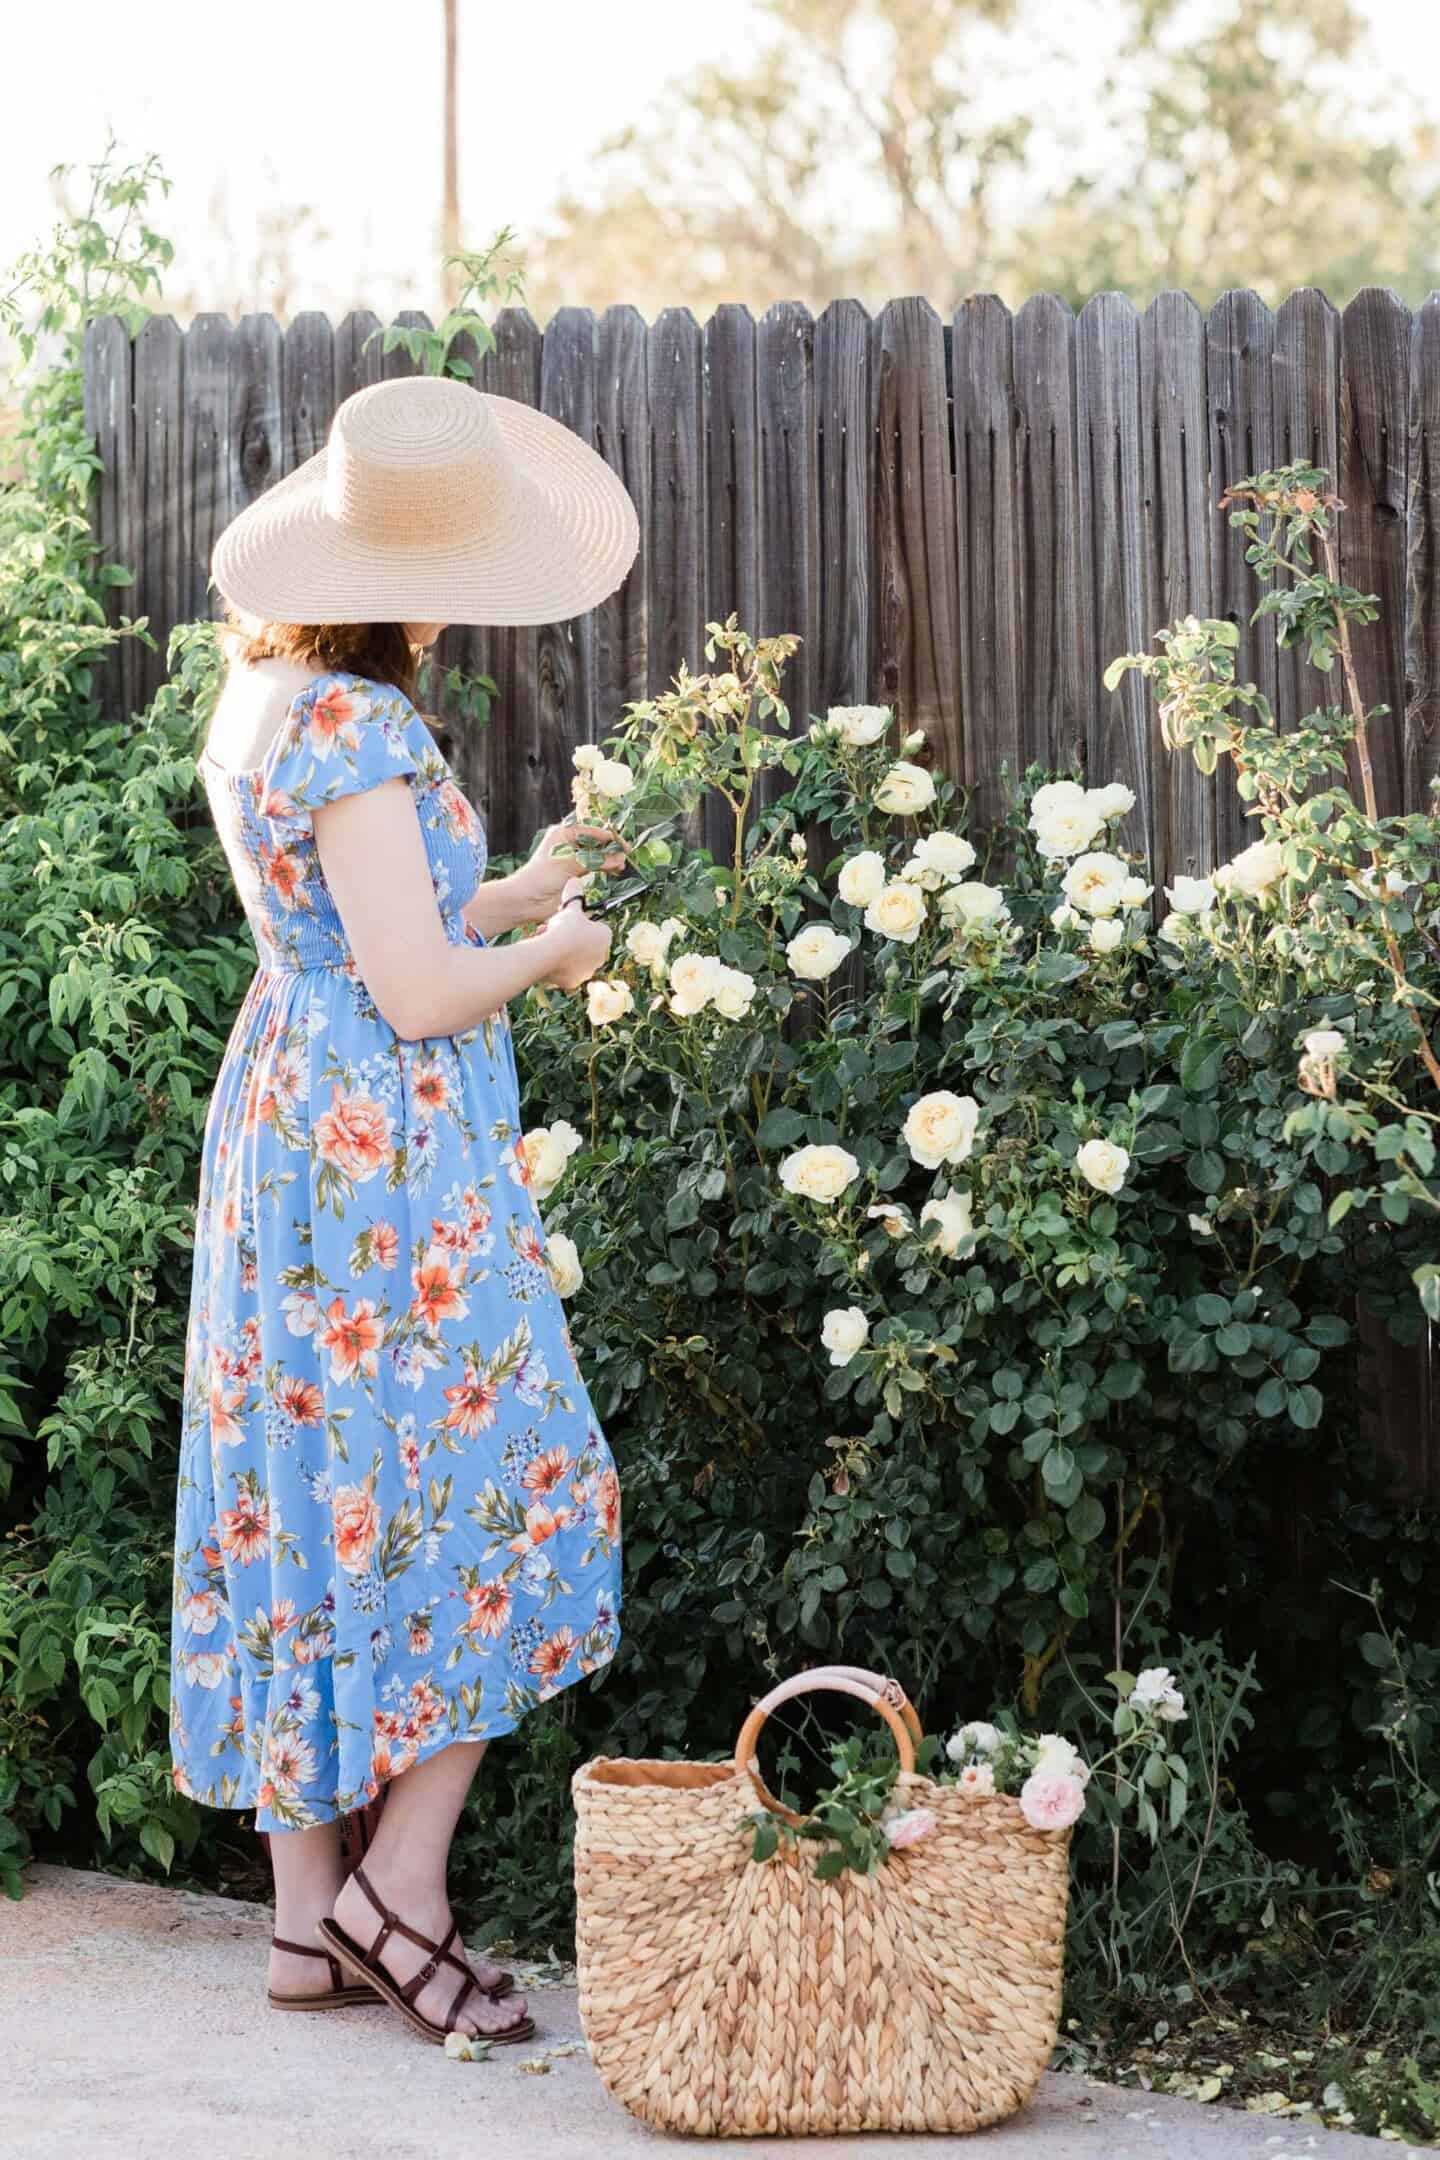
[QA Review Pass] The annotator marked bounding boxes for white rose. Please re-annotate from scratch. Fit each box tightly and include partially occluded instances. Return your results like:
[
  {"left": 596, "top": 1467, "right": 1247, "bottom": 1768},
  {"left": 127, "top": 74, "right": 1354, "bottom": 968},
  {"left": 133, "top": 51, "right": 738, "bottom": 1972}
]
[
  {"left": 951, "top": 1720, "right": 1001, "bottom": 1759},
  {"left": 1119, "top": 877, "right": 1152, "bottom": 907},
  {"left": 837, "top": 850, "right": 888, "bottom": 908},
  {"left": 1062, "top": 850, "right": 1130, "bottom": 917},
  {"left": 626, "top": 918, "right": 682, "bottom": 968},
  {"left": 1158, "top": 914, "right": 1191, "bottom": 946},
  {"left": 1033, "top": 1732, "right": 1083, "bottom": 1779},
  {"left": 1089, "top": 917, "right": 1125, "bottom": 955},
  {"left": 545, "top": 1231, "right": 583, "bottom": 1297},
  {"left": 1087, "top": 782, "right": 1136, "bottom": 821},
  {"left": 864, "top": 880, "right": 928, "bottom": 944},
  {"left": 1165, "top": 875, "right": 1217, "bottom": 916},
  {"left": 826, "top": 703, "right": 893, "bottom": 746},
  {"left": 711, "top": 965, "right": 756, "bottom": 1019},
  {"left": 865, "top": 1202, "right": 912, "bottom": 1238},
  {"left": 779, "top": 1144, "right": 861, "bottom": 1204},
  {"left": 903, "top": 1091, "right": 980, "bottom": 1169},
  {"left": 901, "top": 728, "right": 927, "bottom": 755},
  {"left": 1051, "top": 902, "right": 1081, "bottom": 931},
  {"left": 821, "top": 1306, "right": 870, "bottom": 1366},
  {"left": 668, "top": 951, "right": 725, "bottom": 1016},
  {"left": 572, "top": 744, "right": 603, "bottom": 771},
  {"left": 939, "top": 880, "right": 1009, "bottom": 928},
  {"left": 920, "top": 1190, "right": 976, "bottom": 1257},
  {"left": 591, "top": 756, "right": 635, "bottom": 800},
  {"left": 1075, "top": 1137, "right": 1130, "bottom": 1194},
  {"left": 1030, "top": 780, "right": 1105, "bottom": 860},
  {"left": 586, "top": 977, "right": 634, "bottom": 1027},
  {"left": 1188, "top": 1212, "right": 1214, "bottom": 1236},
  {"left": 874, "top": 760, "right": 936, "bottom": 815},
  {"left": 786, "top": 923, "right": 852, "bottom": 980},
  {"left": 907, "top": 830, "right": 977, "bottom": 885},
  {"left": 521, "top": 1121, "right": 582, "bottom": 1200},
  {"left": 1213, "top": 838, "right": 1284, "bottom": 898},
  {"left": 1131, "top": 1666, "right": 1187, "bottom": 1723},
  {"left": 1348, "top": 865, "right": 1413, "bottom": 902},
  {"left": 1303, "top": 1028, "right": 1346, "bottom": 1059}
]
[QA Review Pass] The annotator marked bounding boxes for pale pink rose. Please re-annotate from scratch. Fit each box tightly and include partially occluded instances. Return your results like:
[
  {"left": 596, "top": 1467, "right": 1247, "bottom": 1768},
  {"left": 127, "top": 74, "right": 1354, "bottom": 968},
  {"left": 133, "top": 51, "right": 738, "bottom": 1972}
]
[
  {"left": 1019, "top": 1771, "right": 1087, "bottom": 1831},
  {"left": 959, "top": 1763, "right": 995, "bottom": 1796},
  {"left": 884, "top": 1807, "right": 938, "bottom": 1849}
]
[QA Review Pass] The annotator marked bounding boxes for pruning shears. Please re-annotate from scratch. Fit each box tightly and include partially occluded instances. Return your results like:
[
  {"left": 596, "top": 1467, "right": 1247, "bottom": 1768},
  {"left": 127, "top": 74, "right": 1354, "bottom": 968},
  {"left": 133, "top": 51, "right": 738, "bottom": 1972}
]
[{"left": 560, "top": 815, "right": 680, "bottom": 914}]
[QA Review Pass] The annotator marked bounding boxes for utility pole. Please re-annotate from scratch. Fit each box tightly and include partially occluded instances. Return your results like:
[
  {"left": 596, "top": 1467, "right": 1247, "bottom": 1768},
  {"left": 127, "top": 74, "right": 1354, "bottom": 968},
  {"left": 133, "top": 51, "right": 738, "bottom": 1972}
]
[{"left": 442, "top": 0, "right": 460, "bottom": 309}]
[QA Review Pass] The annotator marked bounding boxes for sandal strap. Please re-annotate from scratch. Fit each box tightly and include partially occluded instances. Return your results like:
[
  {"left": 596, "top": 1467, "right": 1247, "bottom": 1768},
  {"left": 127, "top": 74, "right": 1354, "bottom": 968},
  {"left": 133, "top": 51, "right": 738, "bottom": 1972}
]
[
  {"left": 397, "top": 1920, "right": 465, "bottom": 2004},
  {"left": 446, "top": 1969, "right": 479, "bottom": 2033},
  {"left": 271, "top": 1934, "right": 345, "bottom": 1992}
]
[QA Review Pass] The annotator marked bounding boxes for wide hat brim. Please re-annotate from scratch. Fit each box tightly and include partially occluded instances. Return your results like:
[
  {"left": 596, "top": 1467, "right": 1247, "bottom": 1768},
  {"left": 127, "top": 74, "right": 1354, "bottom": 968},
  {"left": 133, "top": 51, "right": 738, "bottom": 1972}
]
[{"left": 211, "top": 392, "right": 640, "bottom": 628}]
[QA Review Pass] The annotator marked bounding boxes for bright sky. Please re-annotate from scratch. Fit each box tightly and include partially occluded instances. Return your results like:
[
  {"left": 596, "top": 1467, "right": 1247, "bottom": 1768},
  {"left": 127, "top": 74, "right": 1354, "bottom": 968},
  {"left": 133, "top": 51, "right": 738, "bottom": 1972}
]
[{"left": 1, "top": 0, "right": 1433, "bottom": 325}]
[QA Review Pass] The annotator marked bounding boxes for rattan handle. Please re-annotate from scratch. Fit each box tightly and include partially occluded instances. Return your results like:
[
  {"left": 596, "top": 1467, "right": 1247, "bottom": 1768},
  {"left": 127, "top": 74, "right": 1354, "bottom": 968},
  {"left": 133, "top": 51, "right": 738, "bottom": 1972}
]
[{"left": 734, "top": 1669, "right": 921, "bottom": 1825}]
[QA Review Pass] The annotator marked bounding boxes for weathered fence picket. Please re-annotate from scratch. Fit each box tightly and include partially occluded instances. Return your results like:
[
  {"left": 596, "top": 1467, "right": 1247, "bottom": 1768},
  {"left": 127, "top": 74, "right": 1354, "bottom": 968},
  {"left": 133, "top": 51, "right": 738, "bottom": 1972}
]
[{"left": 80, "top": 290, "right": 1440, "bottom": 1470}]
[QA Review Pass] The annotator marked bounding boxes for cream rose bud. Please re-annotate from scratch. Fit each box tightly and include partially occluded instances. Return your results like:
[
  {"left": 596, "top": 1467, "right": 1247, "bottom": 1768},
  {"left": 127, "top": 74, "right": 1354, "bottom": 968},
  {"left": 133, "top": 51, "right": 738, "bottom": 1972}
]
[
  {"left": 901, "top": 728, "right": 927, "bottom": 755},
  {"left": 903, "top": 1090, "right": 980, "bottom": 1169},
  {"left": 821, "top": 1306, "right": 870, "bottom": 1366},
  {"left": 1088, "top": 781, "right": 1136, "bottom": 821},
  {"left": 837, "top": 849, "right": 888, "bottom": 908},
  {"left": 1214, "top": 837, "right": 1284, "bottom": 898},
  {"left": 1051, "top": 902, "right": 1081, "bottom": 931},
  {"left": 866, "top": 1202, "right": 912, "bottom": 1238},
  {"left": 826, "top": 702, "right": 893, "bottom": 746},
  {"left": 572, "top": 743, "right": 603, "bottom": 771},
  {"left": 545, "top": 1231, "right": 583, "bottom": 1298},
  {"left": 1062, "top": 850, "right": 1130, "bottom": 917},
  {"left": 786, "top": 923, "right": 852, "bottom": 980},
  {"left": 1029, "top": 779, "right": 1105, "bottom": 860},
  {"left": 920, "top": 1190, "right": 975, "bottom": 1256},
  {"left": 1158, "top": 914, "right": 1190, "bottom": 946},
  {"left": 1088, "top": 917, "right": 1125, "bottom": 955},
  {"left": 1119, "top": 877, "right": 1152, "bottom": 908},
  {"left": 1165, "top": 874, "right": 1217, "bottom": 916},
  {"left": 592, "top": 756, "right": 635, "bottom": 800},
  {"left": 939, "top": 880, "right": 1009, "bottom": 929},
  {"left": 864, "top": 879, "right": 928, "bottom": 944},
  {"left": 908, "top": 830, "right": 978, "bottom": 885},
  {"left": 711, "top": 965, "right": 757, "bottom": 1019},
  {"left": 779, "top": 1143, "right": 861, "bottom": 1203},
  {"left": 874, "top": 760, "right": 936, "bottom": 815},
  {"left": 668, "top": 950, "right": 725, "bottom": 1016},
  {"left": 1303, "top": 1027, "right": 1346, "bottom": 1058},
  {"left": 1075, "top": 1136, "right": 1130, "bottom": 1194},
  {"left": 586, "top": 977, "right": 634, "bottom": 1027},
  {"left": 1188, "top": 1212, "right": 1214, "bottom": 1235}
]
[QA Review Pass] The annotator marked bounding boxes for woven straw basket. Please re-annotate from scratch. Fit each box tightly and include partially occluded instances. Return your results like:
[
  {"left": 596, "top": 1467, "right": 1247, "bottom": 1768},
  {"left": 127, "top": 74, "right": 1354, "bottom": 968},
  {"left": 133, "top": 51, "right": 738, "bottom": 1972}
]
[{"left": 572, "top": 1665, "right": 1072, "bottom": 2138}]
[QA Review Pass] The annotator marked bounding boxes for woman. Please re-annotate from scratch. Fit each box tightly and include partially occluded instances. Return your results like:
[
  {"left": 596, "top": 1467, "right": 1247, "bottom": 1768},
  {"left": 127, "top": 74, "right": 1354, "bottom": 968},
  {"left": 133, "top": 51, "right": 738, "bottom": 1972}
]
[{"left": 170, "top": 374, "right": 638, "bottom": 2047}]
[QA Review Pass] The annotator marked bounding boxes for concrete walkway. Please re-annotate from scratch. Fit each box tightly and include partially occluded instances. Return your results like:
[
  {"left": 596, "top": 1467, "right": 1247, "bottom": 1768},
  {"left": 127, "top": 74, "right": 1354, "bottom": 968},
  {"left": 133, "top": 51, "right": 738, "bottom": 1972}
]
[{"left": 0, "top": 1865, "right": 1418, "bottom": 2159}]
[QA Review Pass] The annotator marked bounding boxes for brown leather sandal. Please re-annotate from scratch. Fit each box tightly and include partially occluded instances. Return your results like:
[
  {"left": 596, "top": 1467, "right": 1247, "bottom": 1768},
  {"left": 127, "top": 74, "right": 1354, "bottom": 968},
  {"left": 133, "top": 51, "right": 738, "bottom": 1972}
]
[
  {"left": 268, "top": 1934, "right": 377, "bottom": 2011},
  {"left": 317, "top": 1865, "right": 535, "bottom": 2048}
]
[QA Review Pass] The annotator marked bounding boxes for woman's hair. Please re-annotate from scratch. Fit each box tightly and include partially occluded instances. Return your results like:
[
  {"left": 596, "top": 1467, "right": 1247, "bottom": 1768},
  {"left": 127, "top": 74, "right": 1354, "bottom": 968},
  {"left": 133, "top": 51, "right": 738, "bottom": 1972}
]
[{"left": 219, "top": 601, "right": 422, "bottom": 704}]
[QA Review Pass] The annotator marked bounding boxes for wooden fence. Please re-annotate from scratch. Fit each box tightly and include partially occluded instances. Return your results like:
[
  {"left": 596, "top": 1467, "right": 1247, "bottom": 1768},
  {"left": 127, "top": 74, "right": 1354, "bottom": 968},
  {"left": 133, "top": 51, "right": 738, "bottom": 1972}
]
[{"left": 81, "top": 290, "right": 1436, "bottom": 1467}]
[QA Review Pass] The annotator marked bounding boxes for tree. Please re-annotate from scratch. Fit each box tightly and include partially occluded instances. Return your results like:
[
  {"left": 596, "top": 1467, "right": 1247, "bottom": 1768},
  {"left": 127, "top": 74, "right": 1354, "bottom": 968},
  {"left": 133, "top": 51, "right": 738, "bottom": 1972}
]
[{"left": 527, "top": 0, "right": 1440, "bottom": 317}]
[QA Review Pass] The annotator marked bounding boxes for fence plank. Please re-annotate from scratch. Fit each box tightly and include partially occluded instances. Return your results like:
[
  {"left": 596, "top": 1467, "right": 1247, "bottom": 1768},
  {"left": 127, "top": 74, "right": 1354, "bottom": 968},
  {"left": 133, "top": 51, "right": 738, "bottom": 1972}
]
[
  {"left": 757, "top": 301, "right": 818, "bottom": 804},
  {"left": 1407, "top": 296, "right": 1440, "bottom": 815},
  {"left": 333, "top": 309, "right": 385, "bottom": 403},
  {"left": 180, "top": 313, "right": 233, "bottom": 628},
  {"left": 538, "top": 307, "right": 599, "bottom": 813},
  {"left": 1272, "top": 289, "right": 1341, "bottom": 735},
  {"left": 646, "top": 308, "right": 705, "bottom": 705},
  {"left": 953, "top": 294, "right": 1022, "bottom": 831},
  {"left": 82, "top": 312, "right": 136, "bottom": 723},
  {"left": 1012, "top": 296, "right": 1083, "bottom": 784},
  {"left": 479, "top": 308, "right": 544, "bottom": 856},
  {"left": 281, "top": 311, "right": 336, "bottom": 480},
  {"left": 1141, "top": 292, "right": 1214, "bottom": 891},
  {"left": 813, "top": 300, "right": 871, "bottom": 718},
  {"left": 1076, "top": 295, "right": 1149, "bottom": 856},
  {"left": 594, "top": 305, "right": 650, "bottom": 737},
  {"left": 1340, "top": 287, "right": 1411, "bottom": 818},
  {"left": 1205, "top": 290, "right": 1277, "bottom": 863},
  {"left": 871, "top": 298, "right": 960, "bottom": 778},
  {"left": 701, "top": 304, "right": 760, "bottom": 861},
  {"left": 132, "top": 314, "right": 185, "bottom": 712}
]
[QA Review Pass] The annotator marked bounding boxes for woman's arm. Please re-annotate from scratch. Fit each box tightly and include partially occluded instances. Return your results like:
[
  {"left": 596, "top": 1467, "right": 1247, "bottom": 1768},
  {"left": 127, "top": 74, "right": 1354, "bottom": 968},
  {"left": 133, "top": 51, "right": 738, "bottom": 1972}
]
[
  {"left": 461, "top": 869, "right": 547, "bottom": 939},
  {"left": 461, "top": 817, "right": 631, "bottom": 939},
  {"left": 314, "top": 781, "right": 611, "bottom": 1041}
]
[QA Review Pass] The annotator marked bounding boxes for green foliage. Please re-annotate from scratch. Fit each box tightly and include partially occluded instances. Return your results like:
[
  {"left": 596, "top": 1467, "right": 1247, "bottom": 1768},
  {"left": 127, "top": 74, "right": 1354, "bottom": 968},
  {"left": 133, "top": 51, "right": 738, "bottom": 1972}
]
[{"left": 365, "top": 226, "right": 527, "bottom": 381}]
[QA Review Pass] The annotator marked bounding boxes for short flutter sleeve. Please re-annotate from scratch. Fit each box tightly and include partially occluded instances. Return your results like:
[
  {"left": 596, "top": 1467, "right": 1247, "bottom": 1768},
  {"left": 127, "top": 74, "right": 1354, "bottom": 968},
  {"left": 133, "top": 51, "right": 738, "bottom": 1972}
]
[{"left": 260, "top": 673, "right": 432, "bottom": 835}]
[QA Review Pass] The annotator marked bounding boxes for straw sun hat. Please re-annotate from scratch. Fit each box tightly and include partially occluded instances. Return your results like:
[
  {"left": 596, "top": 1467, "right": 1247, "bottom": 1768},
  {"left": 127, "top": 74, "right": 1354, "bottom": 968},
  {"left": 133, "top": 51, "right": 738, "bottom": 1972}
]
[{"left": 211, "top": 373, "right": 639, "bottom": 627}]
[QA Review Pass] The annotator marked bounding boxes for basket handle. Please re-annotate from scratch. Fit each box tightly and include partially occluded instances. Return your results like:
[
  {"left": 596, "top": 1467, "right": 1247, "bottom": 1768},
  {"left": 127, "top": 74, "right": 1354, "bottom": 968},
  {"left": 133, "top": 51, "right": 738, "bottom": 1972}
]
[{"left": 733, "top": 1667, "right": 922, "bottom": 1826}]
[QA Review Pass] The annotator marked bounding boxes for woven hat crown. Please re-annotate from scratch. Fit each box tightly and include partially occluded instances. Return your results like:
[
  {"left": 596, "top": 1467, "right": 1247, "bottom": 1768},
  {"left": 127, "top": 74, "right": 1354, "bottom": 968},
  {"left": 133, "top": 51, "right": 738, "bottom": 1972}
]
[{"left": 321, "top": 377, "right": 516, "bottom": 550}]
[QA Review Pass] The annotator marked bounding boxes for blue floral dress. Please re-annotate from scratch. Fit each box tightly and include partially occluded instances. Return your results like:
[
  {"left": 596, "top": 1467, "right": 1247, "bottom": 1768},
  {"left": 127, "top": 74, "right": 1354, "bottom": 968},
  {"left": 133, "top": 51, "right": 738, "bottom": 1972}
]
[{"left": 169, "top": 669, "right": 621, "bottom": 1832}]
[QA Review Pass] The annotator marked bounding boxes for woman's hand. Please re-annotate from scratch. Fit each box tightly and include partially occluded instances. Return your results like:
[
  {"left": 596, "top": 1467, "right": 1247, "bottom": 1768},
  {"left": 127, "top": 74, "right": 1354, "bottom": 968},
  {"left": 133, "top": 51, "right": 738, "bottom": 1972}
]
[
  {"left": 531, "top": 882, "right": 614, "bottom": 990},
  {"left": 513, "top": 818, "right": 630, "bottom": 924}
]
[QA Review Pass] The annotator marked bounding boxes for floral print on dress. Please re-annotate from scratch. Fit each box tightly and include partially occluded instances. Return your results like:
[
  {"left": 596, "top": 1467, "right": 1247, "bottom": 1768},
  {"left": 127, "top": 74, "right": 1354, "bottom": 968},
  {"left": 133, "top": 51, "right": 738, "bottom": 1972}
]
[{"left": 169, "top": 671, "right": 622, "bottom": 1831}]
